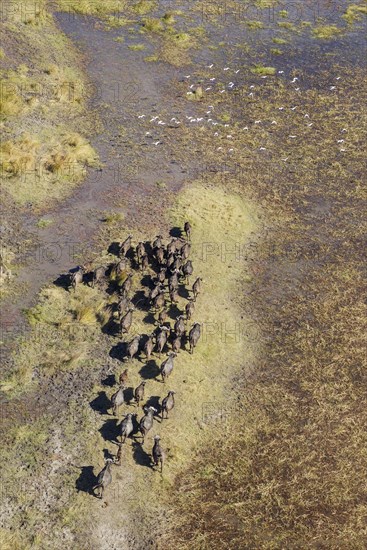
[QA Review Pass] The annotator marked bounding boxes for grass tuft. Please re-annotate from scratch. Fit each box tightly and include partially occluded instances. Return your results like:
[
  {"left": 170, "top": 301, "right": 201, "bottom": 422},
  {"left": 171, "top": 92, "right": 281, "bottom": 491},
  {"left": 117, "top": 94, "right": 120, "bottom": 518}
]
[
  {"left": 162, "top": 12, "right": 175, "bottom": 25},
  {"left": 142, "top": 17, "right": 165, "bottom": 33},
  {"left": 36, "top": 218, "right": 53, "bottom": 228},
  {"left": 342, "top": 4, "right": 367, "bottom": 25},
  {"left": 128, "top": 43, "right": 146, "bottom": 51},
  {"left": 144, "top": 54, "right": 159, "bottom": 62},
  {"left": 270, "top": 48, "right": 283, "bottom": 55},
  {"left": 0, "top": 529, "right": 25, "bottom": 550},
  {"left": 57, "top": 0, "right": 127, "bottom": 15},
  {"left": 250, "top": 64, "right": 276, "bottom": 75},
  {"left": 272, "top": 37, "right": 288, "bottom": 44},
  {"left": 312, "top": 25, "right": 342, "bottom": 39},
  {"left": 132, "top": 0, "right": 157, "bottom": 15},
  {"left": 246, "top": 20, "right": 265, "bottom": 30},
  {"left": 0, "top": 79, "right": 25, "bottom": 117}
]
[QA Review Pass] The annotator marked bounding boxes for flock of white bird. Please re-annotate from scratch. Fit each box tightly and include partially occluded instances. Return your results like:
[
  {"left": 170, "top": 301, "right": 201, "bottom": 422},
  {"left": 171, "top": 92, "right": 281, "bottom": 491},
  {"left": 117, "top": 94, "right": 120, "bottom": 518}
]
[{"left": 135, "top": 64, "right": 348, "bottom": 156}]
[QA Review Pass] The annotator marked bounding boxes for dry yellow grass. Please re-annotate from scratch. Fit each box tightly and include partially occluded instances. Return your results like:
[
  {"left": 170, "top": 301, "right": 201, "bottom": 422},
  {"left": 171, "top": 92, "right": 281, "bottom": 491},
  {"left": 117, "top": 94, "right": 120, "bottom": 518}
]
[
  {"left": 1, "top": 2, "right": 99, "bottom": 209},
  {"left": 0, "top": 245, "right": 15, "bottom": 295},
  {"left": 3, "top": 0, "right": 49, "bottom": 25},
  {"left": 1, "top": 284, "right": 104, "bottom": 395},
  {"left": 0, "top": 80, "right": 25, "bottom": 117},
  {"left": 56, "top": 0, "right": 126, "bottom": 15},
  {"left": 1, "top": 130, "right": 98, "bottom": 205},
  {"left": 0, "top": 528, "right": 27, "bottom": 550},
  {"left": 142, "top": 183, "right": 261, "bottom": 468},
  {"left": 56, "top": 0, "right": 158, "bottom": 16},
  {"left": 1, "top": 133, "right": 40, "bottom": 176}
]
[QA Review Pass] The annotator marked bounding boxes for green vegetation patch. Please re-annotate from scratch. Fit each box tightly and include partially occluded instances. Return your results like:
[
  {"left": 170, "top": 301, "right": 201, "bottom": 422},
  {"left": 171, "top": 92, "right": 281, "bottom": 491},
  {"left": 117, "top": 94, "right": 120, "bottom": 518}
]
[
  {"left": 144, "top": 54, "right": 159, "bottom": 62},
  {"left": 277, "top": 21, "right": 298, "bottom": 31},
  {"left": 57, "top": 0, "right": 128, "bottom": 15},
  {"left": 312, "top": 25, "right": 343, "bottom": 39},
  {"left": 272, "top": 37, "right": 288, "bottom": 44},
  {"left": 270, "top": 47, "right": 283, "bottom": 55},
  {"left": 250, "top": 64, "right": 276, "bottom": 75},
  {"left": 128, "top": 43, "right": 146, "bottom": 51},
  {"left": 246, "top": 20, "right": 265, "bottom": 30},
  {"left": 132, "top": 0, "right": 157, "bottom": 15},
  {"left": 162, "top": 12, "right": 176, "bottom": 25},
  {"left": 104, "top": 15, "right": 135, "bottom": 28},
  {"left": 36, "top": 218, "right": 53, "bottom": 228},
  {"left": 343, "top": 4, "right": 367, "bottom": 25},
  {"left": 158, "top": 31, "right": 197, "bottom": 66},
  {"left": 142, "top": 17, "right": 165, "bottom": 33}
]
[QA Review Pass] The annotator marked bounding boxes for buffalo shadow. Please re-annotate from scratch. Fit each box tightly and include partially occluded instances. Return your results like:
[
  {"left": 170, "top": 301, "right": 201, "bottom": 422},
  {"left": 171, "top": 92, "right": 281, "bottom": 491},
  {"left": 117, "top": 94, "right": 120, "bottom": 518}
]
[
  {"left": 101, "top": 374, "right": 116, "bottom": 387},
  {"left": 132, "top": 442, "right": 152, "bottom": 468},
  {"left": 53, "top": 272, "right": 71, "bottom": 290},
  {"left": 139, "top": 359, "right": 160, "bottom": 380},
  {"left": 99, "top": 417, "right": 120, "bottom": 443},
  {"left": 75, "top": 465, "right": 97, "bottom": 495},
  {"left": 109, "top": 341, "right": 128, "bottom": 361},
  {"left": 169, "top": 226, "right": 182, "bottom": 238},
  {"left": 90, "top": 391, "right": 111, "bottom": 415}
]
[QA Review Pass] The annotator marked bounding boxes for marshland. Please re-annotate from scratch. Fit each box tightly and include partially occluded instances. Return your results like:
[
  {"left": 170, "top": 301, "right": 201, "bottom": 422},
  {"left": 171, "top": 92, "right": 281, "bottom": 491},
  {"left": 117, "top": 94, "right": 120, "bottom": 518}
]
[{"left": 0, "top": 1, "right": 366, "bottom": 549}]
